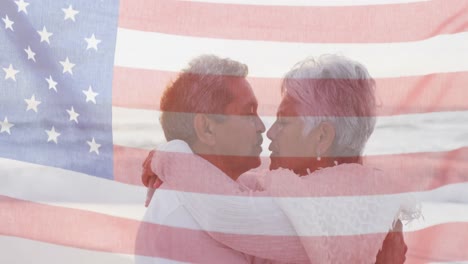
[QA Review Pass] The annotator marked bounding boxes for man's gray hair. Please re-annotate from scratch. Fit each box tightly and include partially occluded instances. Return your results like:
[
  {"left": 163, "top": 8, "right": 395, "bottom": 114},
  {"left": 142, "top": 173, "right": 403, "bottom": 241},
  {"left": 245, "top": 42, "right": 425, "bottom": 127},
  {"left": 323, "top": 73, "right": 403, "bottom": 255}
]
[
  {"left": 282, "top": 54, "right": 377, "bottom": 157},
  {"left": 160, "top": 55, "right": 248, "bottom": 144}
]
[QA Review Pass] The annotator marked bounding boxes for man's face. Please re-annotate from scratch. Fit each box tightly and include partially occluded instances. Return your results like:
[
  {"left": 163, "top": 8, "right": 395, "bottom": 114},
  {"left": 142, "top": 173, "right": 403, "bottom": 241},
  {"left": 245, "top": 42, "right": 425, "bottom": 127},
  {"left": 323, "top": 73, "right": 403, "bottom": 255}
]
[
  {"left": 267, "top": 95, "right": 319, "bottom": 174},
  {"left": 211, "top": 77, "right": 265, "bottom": 176}
]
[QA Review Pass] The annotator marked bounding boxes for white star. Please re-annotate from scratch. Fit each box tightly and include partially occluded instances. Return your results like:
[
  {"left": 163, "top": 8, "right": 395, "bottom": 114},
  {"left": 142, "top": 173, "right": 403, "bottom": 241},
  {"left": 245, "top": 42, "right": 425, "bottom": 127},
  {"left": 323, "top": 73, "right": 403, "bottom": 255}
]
[
  {"left": 24, "top": 94, "right": 41, "bottom": 112},
  {"left": 0, "top": 117, "right": 14, "bottom": 135},
  {"left": 59, "top": 57, "right": 75, "bottom": 75},
  {"left": 82, "top": 86, "right": 98, "bottom": 104},
  {"left": 24, "top": 46, "right": 36, "bottom": 62},
  {"left": 2, "top": 15, "right": 14, "bottom": 31},
  {"left": 66, "top": 106, "right": 79, "bottom": 123},
  {"left": 45, "top": 126, "right": 61, "bottom": 144},
  {"left": 62, "top": 5, "right": 79, "bottom": 21},
  {"left": 3, "top": 64, "right": 19, "bottom": 81},
  {"left": 15, "top": 0, "right": 30, "bottom": 14},
  {"left": 84, "top": 34, "right": 101, "bottom": 51},
  {"left": 87, "top": 137, "right": 101, "bottom": 155},
  {"left": 37, "top": 26, "right": 53, "bottom": 44},
  {"left": 45, "top": 75, "right": 58, "bottom": 91}
]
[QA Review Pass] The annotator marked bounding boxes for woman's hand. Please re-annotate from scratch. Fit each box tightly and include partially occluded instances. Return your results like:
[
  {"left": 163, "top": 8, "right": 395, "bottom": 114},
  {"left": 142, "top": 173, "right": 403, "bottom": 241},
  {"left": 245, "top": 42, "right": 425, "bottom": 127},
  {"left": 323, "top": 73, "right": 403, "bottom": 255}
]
[{"left": 375, "top": 220, "right": 407, "bottom": 264}]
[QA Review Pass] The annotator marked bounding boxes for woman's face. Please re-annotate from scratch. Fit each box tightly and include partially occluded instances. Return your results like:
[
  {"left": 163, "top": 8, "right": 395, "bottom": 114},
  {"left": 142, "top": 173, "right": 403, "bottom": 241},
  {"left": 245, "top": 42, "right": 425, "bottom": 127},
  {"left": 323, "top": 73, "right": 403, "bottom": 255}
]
[{"left": 267, "top": 95, "right": 321, "bottom": 175}]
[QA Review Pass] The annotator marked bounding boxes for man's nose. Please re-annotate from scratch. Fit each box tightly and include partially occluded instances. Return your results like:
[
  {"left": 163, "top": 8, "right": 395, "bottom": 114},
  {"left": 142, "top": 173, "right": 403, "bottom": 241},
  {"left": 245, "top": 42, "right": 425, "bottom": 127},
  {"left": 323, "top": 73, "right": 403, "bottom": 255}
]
[
  {"left": 256, "top": 116, "right": 266, "bottom": 133},
  {"left": 266, "top": 123, "right": 276, "bottom": 140}
]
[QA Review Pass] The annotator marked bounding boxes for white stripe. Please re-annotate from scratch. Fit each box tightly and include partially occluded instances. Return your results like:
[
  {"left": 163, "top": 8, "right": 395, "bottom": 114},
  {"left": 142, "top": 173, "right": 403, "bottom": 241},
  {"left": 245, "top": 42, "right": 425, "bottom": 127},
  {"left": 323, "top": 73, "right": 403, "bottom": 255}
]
[
  {"left": 114, "top": 29, "right": 468, "bottom": 78},
  {"left": 183, "top": 0, "right": 428, "bottom": 6},
  {"left": 0, "top": 236, "right": 184, "bottom": 264},
  {"left": 112, "top": 106, "right": 165, "bottom": 150},
  {"left": 145, "top": 186, "right": 468, "bottom": 236},
  {"left": 365, "top": 110, "right": 468, "bottom": 155},
  {"left": 0, "top": 157, "right": 146, "bottom": 220},
  {"left": 405, "top": 202, "right": 468, "bottom": 232},
  {"left": 1, "top": 158, "right": 466, "bottom": 235},
  {"left": 112, "top": 107, "right": 468, "bottom": 156}
]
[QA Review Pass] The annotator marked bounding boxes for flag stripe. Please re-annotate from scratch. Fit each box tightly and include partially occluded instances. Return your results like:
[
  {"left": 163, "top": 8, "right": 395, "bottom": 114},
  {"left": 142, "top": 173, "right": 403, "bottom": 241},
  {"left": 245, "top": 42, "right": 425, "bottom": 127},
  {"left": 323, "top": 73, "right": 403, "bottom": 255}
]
[
  {"left": 143, "top": 151, "right": 468, "bottom": 198},
  {"left": 114, "top": 30, "right": 468, "bottom": 78},
  {"left": 0, "top": 157, "right": 145, "bottom": 206},
  {"left": 2, "top": 157, "right": 466, "bottom": 226},
  {"left": 0, "top": 195, "right": 138, "bottom": 255},
  {"left": 0, "top": 236, "right": 137, "bottom": 264},
  {"left": 118, "top": 0, "right": 467, "bottom": 43},
  {"left": 185, "top": 0, "right": 430, "bottom": 6},
  {"left": 405, "top": 222, "right": 468, "bottom": 263},
  {"left": 113, "top": 144, "right": 468, "bottom": 195},
  {"left": 2, "top": 195, "right": 467, "bottom": 262},
  {"left": 111, "top": 107, "right": 468, "bottom": 155},
  {"left": 112, "top": 67, "right": 468, "bottom": 116},
  {"left": 2, "top": 228, "right": 466, "bottom": 264}
]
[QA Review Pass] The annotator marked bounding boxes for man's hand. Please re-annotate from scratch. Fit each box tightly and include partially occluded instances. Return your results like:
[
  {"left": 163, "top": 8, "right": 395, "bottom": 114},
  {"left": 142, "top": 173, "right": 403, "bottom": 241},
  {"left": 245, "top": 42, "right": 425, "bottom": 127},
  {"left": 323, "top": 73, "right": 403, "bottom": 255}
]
[
  {"left": 142, "top": 150, "right": 163, "bottom": 207},
  {"left": 375, "top": 220, "right": 407, "bottom": 264}
]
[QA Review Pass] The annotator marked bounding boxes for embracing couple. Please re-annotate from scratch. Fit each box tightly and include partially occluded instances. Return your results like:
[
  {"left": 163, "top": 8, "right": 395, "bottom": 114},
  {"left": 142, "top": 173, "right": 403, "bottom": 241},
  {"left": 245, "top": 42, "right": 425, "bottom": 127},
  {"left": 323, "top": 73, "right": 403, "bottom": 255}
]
[{"left": 135, "top": 54, "right": 418, "bottom": 263}]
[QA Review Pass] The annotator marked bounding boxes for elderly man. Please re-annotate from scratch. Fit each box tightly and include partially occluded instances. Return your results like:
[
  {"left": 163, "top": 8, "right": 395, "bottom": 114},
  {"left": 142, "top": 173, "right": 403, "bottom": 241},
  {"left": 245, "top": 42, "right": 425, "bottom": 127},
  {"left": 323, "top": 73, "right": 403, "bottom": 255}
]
[{"left": 135, "top": 55, "right": 266, "bottom": 263}]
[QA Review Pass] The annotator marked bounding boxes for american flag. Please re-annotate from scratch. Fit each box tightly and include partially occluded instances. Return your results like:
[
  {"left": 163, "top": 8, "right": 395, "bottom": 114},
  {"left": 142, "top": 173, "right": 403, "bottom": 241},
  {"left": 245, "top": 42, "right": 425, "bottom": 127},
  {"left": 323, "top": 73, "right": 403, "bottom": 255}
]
[{"left": 1, "top": 0, "right": 467, "bottom": 263}]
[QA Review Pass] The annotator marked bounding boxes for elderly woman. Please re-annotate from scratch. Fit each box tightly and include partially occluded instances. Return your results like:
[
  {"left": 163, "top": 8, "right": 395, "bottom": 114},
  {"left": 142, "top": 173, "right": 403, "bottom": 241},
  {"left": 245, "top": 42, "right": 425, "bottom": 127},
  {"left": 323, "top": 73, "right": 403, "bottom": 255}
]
[
  {"left": 143, "top": 55, "right": 418, "bottom": 263},
  {"left": 267, "top": 54, "right": 376, "bottom": 175}
]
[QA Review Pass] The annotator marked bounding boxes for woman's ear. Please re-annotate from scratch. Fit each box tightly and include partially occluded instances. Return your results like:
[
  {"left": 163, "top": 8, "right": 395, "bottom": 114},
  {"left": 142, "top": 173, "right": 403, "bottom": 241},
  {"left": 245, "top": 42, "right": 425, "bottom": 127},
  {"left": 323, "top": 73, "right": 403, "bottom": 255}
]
[
  {"left": 316, "top": 121, "right": 336, "bottom": 155},
  {"left": 193, "top": 114, "right": 216, "bottom": 146}
]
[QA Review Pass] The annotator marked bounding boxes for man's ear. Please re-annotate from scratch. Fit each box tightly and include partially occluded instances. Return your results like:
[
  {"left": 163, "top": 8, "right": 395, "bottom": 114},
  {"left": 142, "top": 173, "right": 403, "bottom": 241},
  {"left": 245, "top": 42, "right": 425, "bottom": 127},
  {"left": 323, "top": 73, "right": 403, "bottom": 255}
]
[
  {"left": 193, "top": 114, "right": 217, "bottom": 146},
  {"left": 316, "top": 121, "right": 336, "bottom": 155}
]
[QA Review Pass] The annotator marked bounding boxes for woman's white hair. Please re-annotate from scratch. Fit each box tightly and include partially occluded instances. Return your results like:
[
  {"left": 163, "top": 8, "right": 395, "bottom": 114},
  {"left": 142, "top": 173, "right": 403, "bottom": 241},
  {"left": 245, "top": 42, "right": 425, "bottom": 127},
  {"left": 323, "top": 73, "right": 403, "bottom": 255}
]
[{"left": 282, "top": 54, "right": 377, "bottom": 157}]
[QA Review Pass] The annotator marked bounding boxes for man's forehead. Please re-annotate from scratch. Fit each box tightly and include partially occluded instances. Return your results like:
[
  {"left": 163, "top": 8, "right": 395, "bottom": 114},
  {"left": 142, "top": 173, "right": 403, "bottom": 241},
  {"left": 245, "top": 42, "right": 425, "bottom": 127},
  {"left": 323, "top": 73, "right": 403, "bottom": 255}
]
[
  {"left": 229, "top": 79, "right": 257, "bottom": 101},
  {"left": 224, "top": 78, "right": 258, "bottom": 112}
]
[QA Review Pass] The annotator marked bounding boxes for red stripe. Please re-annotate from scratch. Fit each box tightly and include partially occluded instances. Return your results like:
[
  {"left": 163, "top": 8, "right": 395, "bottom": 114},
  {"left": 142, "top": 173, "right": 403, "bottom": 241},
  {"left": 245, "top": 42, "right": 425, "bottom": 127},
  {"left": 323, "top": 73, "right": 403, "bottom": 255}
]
[
  {"left": 137, "top": 222, "right": 396, "bottom": 263},
  {"left": 113, "top": 145, "right": 147, "bottom": 186},
  {"left": 2, "top": 195, "right": 467, "bottom": 263},
  {"left": 118, "top": 0, "right": 468, "bottom": 43},
  {"left": 113, "top": 145, "right": 468, "bottom": 195},
  {"left": 112, "top": 67, "right": 468, "bottom": 116},
  {"left": 0, "top": 195, "right": 139, "bottom": 254},
  {"left": 405, "top": 222, "right": 468, "bottom": 263}
]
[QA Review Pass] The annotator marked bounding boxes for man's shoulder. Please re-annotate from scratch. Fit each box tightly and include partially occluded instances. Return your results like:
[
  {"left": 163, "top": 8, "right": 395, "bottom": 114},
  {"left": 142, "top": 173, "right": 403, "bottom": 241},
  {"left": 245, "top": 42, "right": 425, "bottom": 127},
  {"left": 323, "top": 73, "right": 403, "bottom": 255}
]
[
  {"left": 144, "top": 188, "right": 198, "bottom": 229},
  {"left": 140, "top": 188, "right": 251, "bottom": 264}
]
